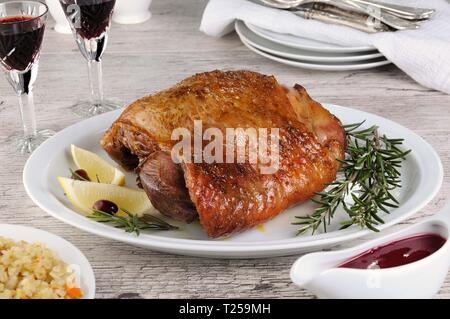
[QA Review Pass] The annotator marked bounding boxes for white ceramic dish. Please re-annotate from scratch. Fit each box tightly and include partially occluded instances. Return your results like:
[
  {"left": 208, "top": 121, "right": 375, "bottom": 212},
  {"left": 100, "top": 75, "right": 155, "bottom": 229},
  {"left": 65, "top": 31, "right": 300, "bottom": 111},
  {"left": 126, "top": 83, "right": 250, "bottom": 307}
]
[
  {"left": 236, "top": 21, "right": 383, "bottom": 63},
  {"left": 240, "top": 35, "right": 390, "bottom": 71},
  {"left": 113, "top": 0, "right": 152, "bottom": 24},
  {"left": 23, "top": 104, "right": 442, "bottom": 258},
  {"left": 45, "top": 0, "right": 71, "bottom": 34},
  {"left": 245, "top": 21, "right": 375, "bottom": 53},
  {"left": 0, "top": 224, "right": 95, "bottom": 299},
  {"left": 291, "top": 202, "right": 450, "bottom": 299}
]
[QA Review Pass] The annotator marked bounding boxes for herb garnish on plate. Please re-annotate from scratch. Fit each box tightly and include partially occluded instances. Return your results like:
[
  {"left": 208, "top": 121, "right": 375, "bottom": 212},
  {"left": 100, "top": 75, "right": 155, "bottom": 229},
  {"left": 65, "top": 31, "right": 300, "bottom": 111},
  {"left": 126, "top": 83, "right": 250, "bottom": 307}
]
[
  {"left": 293, "top": 122, "right": 411, "bottom": 235},
  {"left": 89, "top": 208, "right": 179, "bottom": 235}
]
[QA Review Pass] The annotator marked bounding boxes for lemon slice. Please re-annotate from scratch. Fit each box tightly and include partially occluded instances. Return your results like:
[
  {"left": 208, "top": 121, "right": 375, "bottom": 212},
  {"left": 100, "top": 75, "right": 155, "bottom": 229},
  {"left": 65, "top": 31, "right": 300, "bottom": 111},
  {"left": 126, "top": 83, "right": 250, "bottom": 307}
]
[
  {"left": 71, "top": 144, "right": 125, "bottom": 186},
  {"left": 58, "top": 177, "right": 152, "bottom": 216}
]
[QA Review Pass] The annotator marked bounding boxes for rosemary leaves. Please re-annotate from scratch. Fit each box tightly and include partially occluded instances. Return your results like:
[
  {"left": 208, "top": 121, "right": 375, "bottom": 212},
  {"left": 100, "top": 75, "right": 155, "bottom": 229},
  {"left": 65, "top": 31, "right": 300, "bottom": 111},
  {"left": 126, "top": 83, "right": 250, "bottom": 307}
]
[
  {"left": 88, "top": 208, "right": 179, "bottom": 235},
  {"left": 294, "top": 122, "right": 411, "bottom": 235}
]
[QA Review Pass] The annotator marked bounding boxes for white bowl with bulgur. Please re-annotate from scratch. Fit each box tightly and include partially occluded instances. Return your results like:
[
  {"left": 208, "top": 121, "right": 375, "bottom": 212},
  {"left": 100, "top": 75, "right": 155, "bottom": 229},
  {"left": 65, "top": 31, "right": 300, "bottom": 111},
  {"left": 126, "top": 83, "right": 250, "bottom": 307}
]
[{"left": 0, "top": 224, "right": 95, "bottom": 299}]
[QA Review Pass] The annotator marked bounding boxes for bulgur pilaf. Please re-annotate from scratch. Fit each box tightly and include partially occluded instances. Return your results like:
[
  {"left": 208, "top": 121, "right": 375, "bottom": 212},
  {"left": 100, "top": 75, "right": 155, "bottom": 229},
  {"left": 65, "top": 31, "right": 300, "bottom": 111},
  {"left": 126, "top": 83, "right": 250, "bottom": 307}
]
[{"left": 0, "top": 236, "right": 83, "bottom": 299}]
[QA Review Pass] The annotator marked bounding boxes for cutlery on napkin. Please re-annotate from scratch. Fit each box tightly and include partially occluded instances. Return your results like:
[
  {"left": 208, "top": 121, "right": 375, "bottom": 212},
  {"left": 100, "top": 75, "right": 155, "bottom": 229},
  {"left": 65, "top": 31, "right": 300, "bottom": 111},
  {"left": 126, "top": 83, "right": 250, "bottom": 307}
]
[
  {"left": 260, "top": 0, "right": 431, "bottom": 32},
  {"left": 200, "top": 0, "right": 450, "bottom": 95}
]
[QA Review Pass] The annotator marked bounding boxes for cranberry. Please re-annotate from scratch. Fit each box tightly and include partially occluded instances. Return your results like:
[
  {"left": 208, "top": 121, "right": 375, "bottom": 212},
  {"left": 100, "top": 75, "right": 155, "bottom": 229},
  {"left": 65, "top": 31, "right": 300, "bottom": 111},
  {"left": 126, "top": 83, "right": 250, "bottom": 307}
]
[
  {"left": 73, "top": 169, "right": 90, "bottom": 181},
  {"left": 93, "top": 200, "right": 118, "bottom": 215}
]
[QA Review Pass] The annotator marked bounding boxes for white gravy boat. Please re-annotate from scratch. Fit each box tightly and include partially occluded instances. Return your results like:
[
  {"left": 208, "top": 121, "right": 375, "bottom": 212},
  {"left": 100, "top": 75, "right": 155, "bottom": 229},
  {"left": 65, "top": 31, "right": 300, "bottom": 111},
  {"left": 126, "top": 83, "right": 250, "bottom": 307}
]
[{"left": 290, "top": 202, "right": 450, "bottom": 299}]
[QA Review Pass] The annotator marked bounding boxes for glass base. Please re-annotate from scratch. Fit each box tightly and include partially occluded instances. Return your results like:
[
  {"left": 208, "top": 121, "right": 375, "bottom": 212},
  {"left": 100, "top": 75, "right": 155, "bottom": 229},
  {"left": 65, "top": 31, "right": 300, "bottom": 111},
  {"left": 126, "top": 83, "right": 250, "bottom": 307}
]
[
  {"left": 7, "top": 129, "right": 55, "bottom": 154},
  {"left": 71, "top": 99, "right": 123, "bottom": 117}
]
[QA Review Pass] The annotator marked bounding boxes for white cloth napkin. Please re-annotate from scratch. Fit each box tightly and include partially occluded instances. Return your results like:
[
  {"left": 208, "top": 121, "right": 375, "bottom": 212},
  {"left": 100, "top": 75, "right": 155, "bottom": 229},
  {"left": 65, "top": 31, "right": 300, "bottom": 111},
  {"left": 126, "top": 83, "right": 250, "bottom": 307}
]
[{"left": 200, "top": 0, "right": 450, "bottom": 94}]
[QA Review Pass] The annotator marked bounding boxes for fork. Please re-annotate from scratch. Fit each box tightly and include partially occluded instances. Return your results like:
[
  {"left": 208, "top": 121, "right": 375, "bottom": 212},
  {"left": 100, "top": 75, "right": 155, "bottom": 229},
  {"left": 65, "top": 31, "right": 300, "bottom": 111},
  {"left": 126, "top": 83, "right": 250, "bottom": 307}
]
[
  {"left": 272, "top": 0, "right": 434, "bottom": 20},
  {"left": 261, "top": 0, "right": 422, "bottom": 30}
]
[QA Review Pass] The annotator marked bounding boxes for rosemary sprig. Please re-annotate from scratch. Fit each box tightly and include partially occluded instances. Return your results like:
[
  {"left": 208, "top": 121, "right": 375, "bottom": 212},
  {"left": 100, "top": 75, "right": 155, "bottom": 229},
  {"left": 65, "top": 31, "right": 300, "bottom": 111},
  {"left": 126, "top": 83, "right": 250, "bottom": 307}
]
[
  {"left": 293, "top": 121, "right": 411, "bottom": 235},
  {"left": 88, "top": 208, "right": 179, "bottom": 235}
]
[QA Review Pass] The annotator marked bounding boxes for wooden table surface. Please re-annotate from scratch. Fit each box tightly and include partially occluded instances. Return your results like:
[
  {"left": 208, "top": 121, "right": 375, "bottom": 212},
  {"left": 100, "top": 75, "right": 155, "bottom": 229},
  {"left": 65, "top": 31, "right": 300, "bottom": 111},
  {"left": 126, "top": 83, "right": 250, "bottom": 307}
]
[{"left": 1, "top": 0, "right": 450, "bottom": 299}]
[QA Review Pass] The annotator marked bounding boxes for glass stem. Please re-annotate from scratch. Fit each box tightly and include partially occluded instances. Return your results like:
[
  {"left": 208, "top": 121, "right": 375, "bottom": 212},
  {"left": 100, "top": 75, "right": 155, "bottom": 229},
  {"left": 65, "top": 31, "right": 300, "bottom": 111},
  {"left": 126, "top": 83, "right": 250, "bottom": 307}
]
[
  {"left": 87, "top": 59, "right": 104, "bottom": 106},
  {"left": 6, "top": 64, "right": 39, "bottom": 139},
  {"left": 18, "top": 91, "right": 37, "bottom": 139}
]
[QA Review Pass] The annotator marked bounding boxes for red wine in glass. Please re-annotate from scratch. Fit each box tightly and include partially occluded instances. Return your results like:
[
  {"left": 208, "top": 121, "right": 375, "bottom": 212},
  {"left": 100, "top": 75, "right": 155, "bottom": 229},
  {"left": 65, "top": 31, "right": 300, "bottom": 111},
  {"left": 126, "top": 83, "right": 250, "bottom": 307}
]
[
  {"left": 60, "top": 0, "right": 115, "bottom": 40},
  {"left": 0, "top": 16, "right": 45, "bottom": 72},
  {"left": 60, "top": 0, "right": 121, "bottom": 117},
  {"left": 0, "top": 1, "right": 54, "bottom": 154}
]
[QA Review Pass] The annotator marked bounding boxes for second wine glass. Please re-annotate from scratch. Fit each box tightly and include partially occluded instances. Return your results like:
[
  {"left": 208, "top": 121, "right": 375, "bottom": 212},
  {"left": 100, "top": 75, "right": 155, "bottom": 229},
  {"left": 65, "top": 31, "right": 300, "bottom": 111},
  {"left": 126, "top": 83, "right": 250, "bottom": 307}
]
[{"left": 60, "top": 0, "right": 121, "bottom": 117}]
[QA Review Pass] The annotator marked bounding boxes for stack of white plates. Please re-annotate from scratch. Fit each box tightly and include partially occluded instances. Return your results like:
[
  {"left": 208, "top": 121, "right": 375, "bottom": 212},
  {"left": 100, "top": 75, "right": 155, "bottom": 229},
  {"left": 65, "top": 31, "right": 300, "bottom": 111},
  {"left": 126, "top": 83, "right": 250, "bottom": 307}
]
[{"left": 235, "top": 20, "right": 391, "bottom": 71}]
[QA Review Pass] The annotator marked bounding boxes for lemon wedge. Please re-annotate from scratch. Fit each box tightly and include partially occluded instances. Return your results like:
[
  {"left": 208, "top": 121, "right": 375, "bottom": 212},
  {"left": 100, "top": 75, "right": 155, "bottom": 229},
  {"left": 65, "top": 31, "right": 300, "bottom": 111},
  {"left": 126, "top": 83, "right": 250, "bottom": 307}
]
[
  {"left": 71, "top": 144, "right": 125, "bottom": 186},
  {"left": 57, "top": 177, "right": 152, "bottom": 216}
]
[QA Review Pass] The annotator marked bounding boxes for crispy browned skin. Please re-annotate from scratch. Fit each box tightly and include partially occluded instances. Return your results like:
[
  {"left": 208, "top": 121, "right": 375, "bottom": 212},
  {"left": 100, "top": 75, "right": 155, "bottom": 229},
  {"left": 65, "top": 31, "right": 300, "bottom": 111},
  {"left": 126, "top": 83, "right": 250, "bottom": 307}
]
[{"left": 101, "top": 70, "right": 345, "bottom": 238}]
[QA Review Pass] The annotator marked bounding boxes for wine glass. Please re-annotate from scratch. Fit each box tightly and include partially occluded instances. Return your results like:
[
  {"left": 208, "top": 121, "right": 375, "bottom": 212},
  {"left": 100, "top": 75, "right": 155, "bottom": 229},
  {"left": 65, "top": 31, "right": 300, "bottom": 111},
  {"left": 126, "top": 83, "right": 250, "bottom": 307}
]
[
  {"left": 59, "top": 0, "right": 121, "bottom": 117},
  {"left": 0, "top": 1, "right": 54, "bottom": 154}
]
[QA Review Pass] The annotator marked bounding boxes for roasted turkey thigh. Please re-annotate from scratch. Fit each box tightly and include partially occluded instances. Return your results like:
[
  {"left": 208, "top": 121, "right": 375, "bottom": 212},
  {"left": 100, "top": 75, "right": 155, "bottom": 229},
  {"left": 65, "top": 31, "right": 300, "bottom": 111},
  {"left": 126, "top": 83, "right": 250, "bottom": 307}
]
[{"left": 101, "top": 70, "right": 346, "bottom": 238}]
